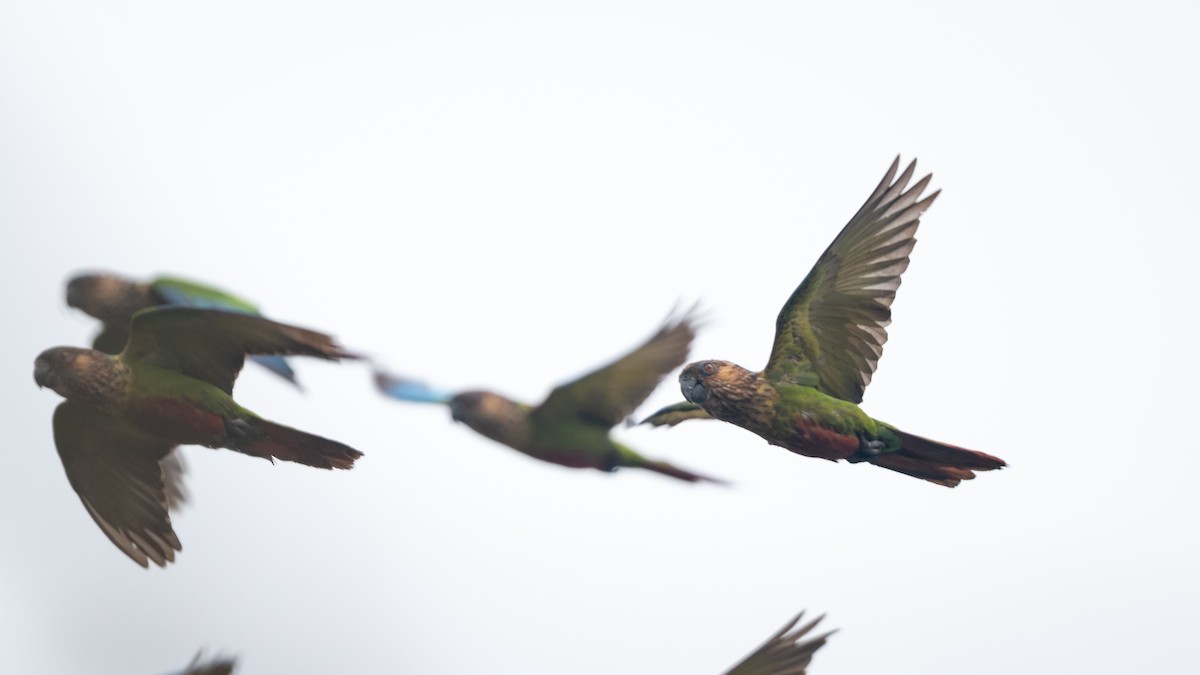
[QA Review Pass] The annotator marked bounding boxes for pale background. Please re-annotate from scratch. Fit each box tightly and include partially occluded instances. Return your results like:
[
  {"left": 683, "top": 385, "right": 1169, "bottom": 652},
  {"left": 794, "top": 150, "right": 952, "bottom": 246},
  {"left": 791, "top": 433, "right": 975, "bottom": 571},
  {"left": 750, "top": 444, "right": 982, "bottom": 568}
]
[{"left": 2, "top": 1, "right": 1197, "bottom": 673}]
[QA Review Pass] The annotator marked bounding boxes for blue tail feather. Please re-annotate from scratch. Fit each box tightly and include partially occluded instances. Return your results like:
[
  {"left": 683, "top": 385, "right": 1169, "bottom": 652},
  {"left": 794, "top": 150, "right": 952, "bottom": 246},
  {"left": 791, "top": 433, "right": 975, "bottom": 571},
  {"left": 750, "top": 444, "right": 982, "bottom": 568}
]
[{"left": 374, "top": 370, "right": 453, "bottom": 404}]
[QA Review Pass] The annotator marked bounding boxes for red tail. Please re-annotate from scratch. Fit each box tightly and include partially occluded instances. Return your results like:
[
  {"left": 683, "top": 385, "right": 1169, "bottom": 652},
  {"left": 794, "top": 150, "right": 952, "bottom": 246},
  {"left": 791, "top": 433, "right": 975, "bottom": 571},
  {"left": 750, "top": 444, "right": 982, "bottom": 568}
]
[
  {"left": 868, "top": 430, "right": 1005, "bottom": 488},
  {"left": 238, "top": 420, "right": 362, "bottom": 470}
]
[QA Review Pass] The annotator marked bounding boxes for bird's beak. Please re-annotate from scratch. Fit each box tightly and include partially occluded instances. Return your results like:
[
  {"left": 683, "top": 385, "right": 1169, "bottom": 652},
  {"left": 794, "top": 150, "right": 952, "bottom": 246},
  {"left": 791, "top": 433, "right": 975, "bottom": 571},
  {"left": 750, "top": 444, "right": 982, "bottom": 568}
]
[
  {"left": 65, "top": 282, "right": 82, "bottom": 309},
  {"left": 680, "top": 373, "right": 708, "bottom": 404},
  {"left": 33, "top": 358, "right": 52, "bottom": 389}
]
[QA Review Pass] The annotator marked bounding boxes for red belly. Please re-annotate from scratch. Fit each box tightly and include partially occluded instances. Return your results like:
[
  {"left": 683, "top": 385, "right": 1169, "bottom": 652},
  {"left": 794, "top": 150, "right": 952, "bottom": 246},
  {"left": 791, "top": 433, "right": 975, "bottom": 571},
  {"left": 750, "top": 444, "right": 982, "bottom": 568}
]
[
  {"left": 527, "top": 447, "right": 601, "bottom": 470},
  {"left": 776, "top": 420, "right": 860, "bottom": 461},
  {"left": 130, "top": 397, "right": 227, "bottom": 446}
]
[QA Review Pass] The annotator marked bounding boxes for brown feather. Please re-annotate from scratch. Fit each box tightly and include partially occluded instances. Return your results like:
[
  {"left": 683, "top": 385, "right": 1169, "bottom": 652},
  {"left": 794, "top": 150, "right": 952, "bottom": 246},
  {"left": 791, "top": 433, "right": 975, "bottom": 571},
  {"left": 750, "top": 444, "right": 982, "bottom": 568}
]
[{"left": 235, "top": 419, "right": 362, "bottom": 470}]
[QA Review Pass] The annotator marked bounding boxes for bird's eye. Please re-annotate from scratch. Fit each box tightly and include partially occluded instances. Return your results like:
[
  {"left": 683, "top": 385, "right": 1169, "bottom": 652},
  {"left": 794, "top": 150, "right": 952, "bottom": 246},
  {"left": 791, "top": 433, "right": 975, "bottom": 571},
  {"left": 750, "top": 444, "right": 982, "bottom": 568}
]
[{"left": 701, "top": 362, "right": 716, "bottom": 375}]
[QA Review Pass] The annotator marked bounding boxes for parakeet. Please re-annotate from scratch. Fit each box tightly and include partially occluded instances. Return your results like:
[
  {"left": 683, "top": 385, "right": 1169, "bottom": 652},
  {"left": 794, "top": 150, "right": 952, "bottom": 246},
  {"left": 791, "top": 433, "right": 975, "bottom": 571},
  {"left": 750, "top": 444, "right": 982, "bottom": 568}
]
[
  {"left": 642, "top": 157, "right": 1005, "bottom": 487},
  {"left": 66, "top": 272, "right": 297, "bottom": 385},
  {"left": 374, "top": 311, "right": 724, "bottom": 484},
  {"left": 34, "top": 307, "right": 363, "bottom": 567},
  {"left": 724, "top": 610, "right": 835, "bottom": 675},
  {"left": 164, "top": 653, "right": 237, "bottom": 675}
]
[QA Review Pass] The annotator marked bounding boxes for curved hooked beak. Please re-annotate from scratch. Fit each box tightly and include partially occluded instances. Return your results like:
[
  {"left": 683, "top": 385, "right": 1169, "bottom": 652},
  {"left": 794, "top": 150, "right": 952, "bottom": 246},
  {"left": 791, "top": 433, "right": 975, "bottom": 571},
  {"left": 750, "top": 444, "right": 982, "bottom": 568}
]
[
  {"left": 680, "top": 373, "right": 709, "bottom": 404},
  {"left": 33, "top": 358, "right": 53, "bottom": 389},
  {"left": 65, "top": 280, "right": 84, "bottom": 309},
  {"left": 448, "top": 399, "right": 466, "bottom": 423}
]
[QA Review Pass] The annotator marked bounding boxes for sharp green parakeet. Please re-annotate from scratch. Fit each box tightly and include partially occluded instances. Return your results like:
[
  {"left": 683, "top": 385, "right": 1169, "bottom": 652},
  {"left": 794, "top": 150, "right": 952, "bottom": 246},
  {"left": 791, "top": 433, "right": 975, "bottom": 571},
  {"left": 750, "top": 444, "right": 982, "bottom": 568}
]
[
  {"left": 66, "top": 272, "right": 298, "bottom": 385},
  {"left": 642, "top": 157, "right": 1005, "bottom": 487},
  {"left": 34, "top": 307, "right": 363, "bottom": 567},
  {"left": 724, "top": 610, "right": 835, "bottom": 675},
  {"left": 375, "top": 311, "right": 724, "bottom": 484}
]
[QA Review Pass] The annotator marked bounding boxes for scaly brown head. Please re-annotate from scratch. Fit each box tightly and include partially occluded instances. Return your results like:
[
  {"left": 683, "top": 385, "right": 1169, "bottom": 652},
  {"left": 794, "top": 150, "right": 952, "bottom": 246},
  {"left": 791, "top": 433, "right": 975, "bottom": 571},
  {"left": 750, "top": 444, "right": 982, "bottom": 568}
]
[
  {"left": 448, "top": 390, "right": 531, "bottom": 448},
  {"left": 679, "top": 359, "right": 763, "bottom": 418},
  {"left": 34, "top": 346, "right": 128, "bottom": 409},
  {"left": 65, "top": 273, "right": 154, "bottom": 323}
]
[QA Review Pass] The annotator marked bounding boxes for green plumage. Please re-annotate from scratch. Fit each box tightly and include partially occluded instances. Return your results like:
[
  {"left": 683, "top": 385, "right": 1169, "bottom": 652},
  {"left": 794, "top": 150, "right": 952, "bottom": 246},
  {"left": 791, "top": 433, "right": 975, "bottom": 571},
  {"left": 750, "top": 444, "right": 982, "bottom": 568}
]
[
  {"left": 644, "top": 157, "right": 1006, "bottom": 487},
  {"left": 35, "top": 307, "right": 362, "bottom": 567},
  {"left": 66, "top": 271, "right": 300, "bottom": 385},
  {"left": 379, "top": 310, "right": 725, "bottom": 484}
]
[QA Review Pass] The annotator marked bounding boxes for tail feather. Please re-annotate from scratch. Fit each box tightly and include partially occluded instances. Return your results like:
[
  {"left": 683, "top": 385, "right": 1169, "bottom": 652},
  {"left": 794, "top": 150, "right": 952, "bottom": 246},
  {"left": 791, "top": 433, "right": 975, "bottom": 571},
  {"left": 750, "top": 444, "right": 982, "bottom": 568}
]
[
  {"left": 893, "top": 430, "right": 1006, "bottom": 470},
  {"left": 869, "top": 430, "right": 1005, "bottom": 488},
  {"left": 640, "top": 460, "right": 730, "bottom": 485},
  {"left": 238, "top": 420, "right": 362, "bottom": 470}
]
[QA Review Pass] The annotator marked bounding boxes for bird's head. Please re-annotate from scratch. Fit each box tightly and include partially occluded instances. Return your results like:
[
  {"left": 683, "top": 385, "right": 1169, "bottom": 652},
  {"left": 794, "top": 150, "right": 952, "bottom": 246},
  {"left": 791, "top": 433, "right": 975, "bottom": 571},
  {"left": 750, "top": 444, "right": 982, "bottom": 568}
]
[
  {"left": 679, "top": 360, "right": 755, "bottom": 407},
  {"left": 34, "top": 347, "right": 99, "bottom": 399},
  {"left": 447, "top": 390, "right": 529, "bottom": 447},
  {"left": 65, "top": 272, "right": 146, "bottom": 321},
  {"left": 449, "top": 390, "right": 507, "bottom": 424},
  {"left": 67, "top": 273, "right": 120, "bottom": 314},
  {"left": 34, "top": 347, "right": 126, "bottom": 409}
]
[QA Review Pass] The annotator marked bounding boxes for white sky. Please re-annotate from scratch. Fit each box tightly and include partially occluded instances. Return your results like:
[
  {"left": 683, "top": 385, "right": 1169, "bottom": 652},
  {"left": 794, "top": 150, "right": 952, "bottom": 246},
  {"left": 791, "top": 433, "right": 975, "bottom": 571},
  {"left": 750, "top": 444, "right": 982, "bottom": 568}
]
[{"left": 2, "top": 2, "right": 1198, "bottom": 673}]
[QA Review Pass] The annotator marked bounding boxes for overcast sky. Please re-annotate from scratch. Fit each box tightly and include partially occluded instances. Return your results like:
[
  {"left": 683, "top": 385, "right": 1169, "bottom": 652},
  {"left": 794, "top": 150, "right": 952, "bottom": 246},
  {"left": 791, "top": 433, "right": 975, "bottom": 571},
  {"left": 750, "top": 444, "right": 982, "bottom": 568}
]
[{"left": 2, "top": 2, "right": 1198, "bottom": 674}]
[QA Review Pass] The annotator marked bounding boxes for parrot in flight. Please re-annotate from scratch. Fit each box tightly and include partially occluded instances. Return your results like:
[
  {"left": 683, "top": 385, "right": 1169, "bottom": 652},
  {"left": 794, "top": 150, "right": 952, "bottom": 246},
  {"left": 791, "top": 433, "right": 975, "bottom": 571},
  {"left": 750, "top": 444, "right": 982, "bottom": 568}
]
[
  {"left": 34, "top": 307, "right": 363, "bottom": 567},
  {"left": 66, "top": 272, "right": 298, "bottom": 386},
  {"left": 642, "top": 157, "right": 1005, "bottom": 487},
  {"left": 161, "top": 653, "right": 237, "bottom": 675},
  {"left": 723, "top": 609, "right": 835, "bottom": 675},
  {"left": 374, "top": 310, "right": 724, "bottom": 484}
]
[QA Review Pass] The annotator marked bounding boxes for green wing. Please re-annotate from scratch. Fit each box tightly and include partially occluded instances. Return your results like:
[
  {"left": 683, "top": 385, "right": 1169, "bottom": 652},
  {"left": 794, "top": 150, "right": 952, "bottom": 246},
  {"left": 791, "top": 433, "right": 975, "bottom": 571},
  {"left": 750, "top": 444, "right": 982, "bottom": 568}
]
[
  {"left": 764, "top": 157, "right": 938, "bottom": 403},
  {"left": 151, "top": 276, "right": 260, "bottom": 314},
  {"left": 92, "top": 324, "right": 132, "bottom": 355},
  {"left": 53, "top": 402, "right": 180, "bottom": 568},
  {"left": 533, "top": 310, "right": 699, "bottom": 429},
  {"left": 723, "top": 610, "right": 835, "bottom": 675},
  {"left": 121, "top": 307, "right": 356, "bottom": 395},
  {"left": 639, "top": 400, "right": 713, "bottom": 427}
]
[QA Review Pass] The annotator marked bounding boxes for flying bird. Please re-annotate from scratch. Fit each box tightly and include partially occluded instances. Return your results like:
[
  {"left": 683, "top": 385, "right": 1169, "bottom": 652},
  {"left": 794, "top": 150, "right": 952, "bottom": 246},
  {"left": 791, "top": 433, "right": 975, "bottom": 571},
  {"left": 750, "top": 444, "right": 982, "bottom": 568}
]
[
  {"left": 723, "top": 610, "right": 835, "bottom": 675},
  {"left": 642, "top": 157, "right": 1005, "bottom": 487},
  {"left": 375, "top": 310, "right": 724, "bottom": 484},
  {"left": 35, "top": 307, "right": 363, "bottom": 567},
  {"left": 66, "top": 272, "right": 298, "bottom": 386},
  {"left": 162, "top": 653, "right": 237, "bottom": 675}
]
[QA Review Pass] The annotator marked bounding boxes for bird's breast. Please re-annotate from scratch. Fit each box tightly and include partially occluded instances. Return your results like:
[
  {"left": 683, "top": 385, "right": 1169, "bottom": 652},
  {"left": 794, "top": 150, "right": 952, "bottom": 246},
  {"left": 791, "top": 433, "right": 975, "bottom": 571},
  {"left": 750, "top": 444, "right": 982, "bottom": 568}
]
[
  {"left": 128, "top": 397, "right": 228, "bottom": 446},
  {"left": 772, "top": 417, "right": 861, "bottom": 461}
]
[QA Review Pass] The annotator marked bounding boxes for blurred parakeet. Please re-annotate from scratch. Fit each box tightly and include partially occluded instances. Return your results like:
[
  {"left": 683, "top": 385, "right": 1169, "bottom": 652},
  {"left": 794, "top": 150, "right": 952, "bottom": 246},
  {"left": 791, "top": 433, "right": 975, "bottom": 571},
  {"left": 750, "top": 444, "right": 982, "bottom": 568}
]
[
  {"left": 375, "top": 311, "right": 724, "bottom": 484},
  {"left": 34, "top": 307, "right": 362, "bottom": 567},
  {"left": 724, "top": 610, "right": 835, "bottom": 675},
  {"left": 642, "top": 158, "right": 1005, "bottom": 487},
  {"left": 66, "top": 272, "right": 298, "bottom": 386},
  {"left": 163, "top": 653, "right": 237, "bottom": 675}
]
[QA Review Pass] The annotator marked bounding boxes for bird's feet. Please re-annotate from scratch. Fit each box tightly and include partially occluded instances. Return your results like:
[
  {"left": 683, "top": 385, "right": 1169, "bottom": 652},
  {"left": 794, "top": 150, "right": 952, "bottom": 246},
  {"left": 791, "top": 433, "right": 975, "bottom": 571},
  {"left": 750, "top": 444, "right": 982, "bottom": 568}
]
[
  {"left": 847, "top": 435, "right": 886, "bottom": 463},
  {"left": 224, "top": 417, "right": 255, "bottom": 440}
]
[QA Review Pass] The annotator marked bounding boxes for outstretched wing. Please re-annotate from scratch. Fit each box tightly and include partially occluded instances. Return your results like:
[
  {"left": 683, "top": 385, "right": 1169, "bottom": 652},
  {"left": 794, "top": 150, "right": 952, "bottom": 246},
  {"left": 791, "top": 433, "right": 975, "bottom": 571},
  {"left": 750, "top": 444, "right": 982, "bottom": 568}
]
[
  {"left": 764, "top": 157, "right": 938, "bottom": 403},
  {"left": 639, "top": 400, "right": 713, "bottom": 427},
  {"left": 723, "top": 610, "right": 836, "bottom": 675},
  {"left": 152, "top": 276, "right": 260, "bottom": 314},
  {"left": 160, "top": 449, "right": 189, "bottom": 512},
  {"left": 533, "top": 309, "right": 700, "bottom": 429},
  {"left": 121, "top": 307, "right": 357, "bottom": 395},
  {"left": 92, "top": 324, "right": 132, "bottom": 355},
  {"left": 153, "top": 277, "right": 298, "bottom": 385},
  {"left": 53, "top": 402, "right": 180, "bottom": 568},
  {"left": 164, "top": 652, "right": 238, "bottom": 675}
]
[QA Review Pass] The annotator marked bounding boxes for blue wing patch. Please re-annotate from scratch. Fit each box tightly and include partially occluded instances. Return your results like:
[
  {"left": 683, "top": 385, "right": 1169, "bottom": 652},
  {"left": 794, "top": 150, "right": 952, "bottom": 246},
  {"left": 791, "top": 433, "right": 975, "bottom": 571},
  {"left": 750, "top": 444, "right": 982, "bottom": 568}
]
[{"left": 152, "top": 277, "right": 299, "bottom": 386}]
